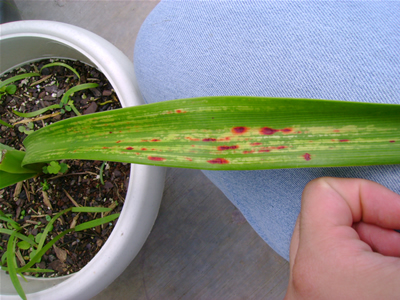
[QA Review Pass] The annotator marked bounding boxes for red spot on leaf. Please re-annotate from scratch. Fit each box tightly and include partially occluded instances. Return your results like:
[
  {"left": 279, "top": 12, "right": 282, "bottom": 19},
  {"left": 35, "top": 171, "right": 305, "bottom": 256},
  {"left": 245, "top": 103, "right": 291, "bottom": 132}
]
[
  {"left": 339, "top": 139, "right": 349, "bottom": 142},
  {"left": 389, "top": 140, "right": 395, "bottom": 143},
  {"left": 176, "top": 109, "right": 182, "bottom": 113},
  {"left": 141, "top": 148, "right": 147, "bottom": 151},
  {"left": 185, "top": 157, "right": 193, "bottom": 161},
  {"left": 280, "top": 128, "right": 294, "bottom": 134},
  {"left": 303, "top": 153, "right": 311, "bottom": 161},
  {"left": 109, "top": 131, "right": 113, "bottom": 134},
  {"left": 260, "top": 127, "right": 279, "bottom": 135},
  {"left": 250, "top": 142, "right": 262, "bottom": 146},
  {"left": 102, "top": 147, "right": 109, "bottom": 149},
  {"left": 116, "top": 140, "right": 122, "bottom": 143},
  {"left": 243, "top": 150, "right": 255, "bottom": 154},
  {"left": 218, "top": 137, "right": 231, "bottom": 141},
  {"left": 186, "top": 137, "right": 200, "bottom": 141},
  {"left": 126, "top": 147, "right": 134, "bottom": 150},
  {"left": 203, "top": 138, "right": 217, "bottom": 142},
  {"left": 258, "top": 149, "right": 271, "bottom": 153},
  {"left": 232, "top": 127, "right": 249, "bottom": 135},
  {"left": 207, "top": 158, "right": 229, "bottom": 164},
  {"left": 217, "top": 145, "right": 239, "bottom": 151},
  {"left": 276, "top": 145, "right": 288, "bottom": 150},
  {"left": 333, "top": 129, "right": 340, "bottom": 133},
  {"left": 151, "top": 139, "right": 160, "bottom": 142},
  {"left": 148, "top": 156, "right": 166, "bottom": 161}
]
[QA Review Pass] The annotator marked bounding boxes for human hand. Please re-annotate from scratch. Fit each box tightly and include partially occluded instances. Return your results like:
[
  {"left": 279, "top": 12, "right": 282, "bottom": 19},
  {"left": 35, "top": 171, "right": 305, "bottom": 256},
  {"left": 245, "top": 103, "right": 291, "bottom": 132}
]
[{"left": 285, "top": 177, "right": 400, "bottom": 300}]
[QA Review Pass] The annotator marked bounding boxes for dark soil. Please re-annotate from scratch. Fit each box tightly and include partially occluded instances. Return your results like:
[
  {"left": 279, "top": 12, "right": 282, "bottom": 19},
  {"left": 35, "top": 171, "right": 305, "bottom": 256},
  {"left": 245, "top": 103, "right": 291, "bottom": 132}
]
[{"left": 0, "top": 59, "right": 129, "bottom": 277}]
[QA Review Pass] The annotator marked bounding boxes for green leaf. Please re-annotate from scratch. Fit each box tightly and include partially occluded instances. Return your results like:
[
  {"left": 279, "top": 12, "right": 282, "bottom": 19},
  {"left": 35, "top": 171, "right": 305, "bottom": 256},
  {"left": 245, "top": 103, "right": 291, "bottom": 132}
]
[
  {"left": 59, "top": 162, "right": 69, "bottom": 173},
  {"left": 17, "top": 241, "right": 31, "bottom": 250},
  {"left": 12, "top": 103, "right": 62, "bottom": 118},
  {"left": 5, "top": 84, "right": 17, "bottom": 95},
  {"left": 46, "top": 161, "right": 61, "bottom": 174},
  {"left": 73, "top": 213, "right": 119, "bottom": 231},
  {"left": 71, "top": 207, "right": 112, "bottom": 213},
  {"left": 35, "top": 233, "right": 43, "bottom": 244},
  {"left": 60, "top": 83, "right": 98, "bottom": 106},
  {"left": 0, "top": 72, "right": 40, "bottom": 90},
  {"left": 22, "top": 96, "right": 400, "bottom": 170},
  {"left": 40, "top": 62, "right": 80, "bottom": 80},
  {"left": 0, "top": 170, "right": 37, "bottom": 189},
  {"left": 0, "top": 119, "right": 13, "bottom": 128},
  {"left": 0, "top": 144, "right": 42, "bottom": 188},
  {"left": 0, "top": 216, "right": 21, "bottom": 231},
  {"left": 7, "top": 232, "right": 27, "bottom": 300},
  {"left": 18, "top": 229, "right": 72, "bottom": 273},
  {"left": 0, "top": 146, "right": 36, "bottom": 174}
]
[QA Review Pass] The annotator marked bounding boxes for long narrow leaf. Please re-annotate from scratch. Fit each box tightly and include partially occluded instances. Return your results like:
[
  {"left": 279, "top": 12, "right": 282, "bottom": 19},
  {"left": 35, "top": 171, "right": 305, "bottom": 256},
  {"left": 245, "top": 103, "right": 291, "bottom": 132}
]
[
  {"left": 0, "top": 229, "right": 37, "bottom": 246},
  {"left": 0, "top": 146, "right": 41, "bottom": 174},
  {"left": 73, "top": 213, "right": 120, "bottom": 232},
  {"left": 6, "top": 232, "right": 27, "bottom": 300},
  {"left": 22, "top": 97, "right": 400, "bottom": 170},
  {"left": 36, "top": 208, "right": 71, "bottom": 253},
  {"left": 71, "top": 207, "right": 112, "bottom": 213},
  {"left": 0, "top": 171, "right": 37, "bottom": 189},
  {"left": 13, "top": 104, "right": 62, "bottom": 118},
  {"left": 40, "top": 62, "right": 80, "bottom": 80},
  {"left": 60, "top": 83, "right": 98, "bottom": 106},
  {"left": 0, "top": 73, "right": 40, "bottom": 89},
  {"left": 0, "top": 217, "right": 21, "bottom": 231},
  {"left": 0, "top": 119, "right": 13, "bottom": 128}
]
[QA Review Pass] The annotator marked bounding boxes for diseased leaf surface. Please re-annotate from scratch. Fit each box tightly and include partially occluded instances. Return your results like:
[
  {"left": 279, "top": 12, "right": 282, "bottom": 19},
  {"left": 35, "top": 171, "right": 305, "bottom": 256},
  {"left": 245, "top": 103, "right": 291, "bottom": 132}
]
[{"left": 22, "top": 97, "right": 400, "bottom": 170}]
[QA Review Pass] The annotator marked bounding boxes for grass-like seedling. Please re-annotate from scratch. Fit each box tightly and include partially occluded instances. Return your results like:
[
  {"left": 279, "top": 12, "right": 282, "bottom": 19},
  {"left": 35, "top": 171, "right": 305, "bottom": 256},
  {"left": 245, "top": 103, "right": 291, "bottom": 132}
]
[
  {"left": 0, "top": 207, "right": 119, "bottom": 300},
  {"left": 0, "top": 73, "right": 40, "bottom": 100}
]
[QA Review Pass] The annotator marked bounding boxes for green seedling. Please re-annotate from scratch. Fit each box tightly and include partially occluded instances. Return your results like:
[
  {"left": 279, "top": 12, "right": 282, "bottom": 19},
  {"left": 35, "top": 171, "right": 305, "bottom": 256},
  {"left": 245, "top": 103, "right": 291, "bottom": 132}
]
[
  {"left": 42, "top": 161, "right": 69, "bottom": 175},
  {"left": 99, "top": 161, "right": 107, "bottom": 185},
  {"left": 0, "top": 206, "right": 119, "bottom": 299},
  {"left": 18, "top": 125, "right": 34, "bottom": 135},
  {"left": 40, "top": 62, "right": 80, "bottom": 80},
  {"left": 40, "top": 180, "right": 50, "bottom": 191},
  {"left": 0, "top": 73, "right": 40, "bottom": 101},
  {"left": 12, "top": 83, "right": 98, "bottom": 118}
]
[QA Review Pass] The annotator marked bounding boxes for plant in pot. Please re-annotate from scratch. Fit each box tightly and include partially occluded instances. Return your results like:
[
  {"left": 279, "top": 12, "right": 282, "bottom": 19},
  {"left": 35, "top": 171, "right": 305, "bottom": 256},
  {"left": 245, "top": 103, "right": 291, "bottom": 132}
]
[
  {"left": 2, "top": 21, "right": 400, "bottom": 300},
  {"left": 0, "top": 20, "right": 166, "bottom": 300}
]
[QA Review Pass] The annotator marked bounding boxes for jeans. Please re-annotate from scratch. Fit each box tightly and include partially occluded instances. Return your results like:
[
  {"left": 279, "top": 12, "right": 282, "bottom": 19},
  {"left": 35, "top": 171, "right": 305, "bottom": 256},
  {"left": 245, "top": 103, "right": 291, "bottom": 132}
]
[{"left": 133, "top": 0, "right": 400, "bottom": 260}]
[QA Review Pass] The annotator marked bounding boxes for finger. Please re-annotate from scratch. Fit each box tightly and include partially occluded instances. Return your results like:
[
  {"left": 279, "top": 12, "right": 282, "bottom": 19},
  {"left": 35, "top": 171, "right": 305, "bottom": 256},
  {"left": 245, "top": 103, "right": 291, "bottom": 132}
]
[
  {"left": 327, "top": 177, "right": 400, "bottom": 228},
  {"left": 301, "top": 177, "right": 400, "bottom": 230},
  {"left": 353, "top": 222, "right": 400, "bottom": 257}
]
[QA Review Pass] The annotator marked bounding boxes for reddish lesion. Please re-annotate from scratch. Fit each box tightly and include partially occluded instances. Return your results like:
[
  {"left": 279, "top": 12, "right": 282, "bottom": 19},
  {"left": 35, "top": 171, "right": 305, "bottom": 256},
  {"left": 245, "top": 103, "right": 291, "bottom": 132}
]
[
  {"left": 217, "top": 145, "right": 239, "bottom": 151},
  {"left": 260, "top": 127, "right": 294, "bottom": 135},
  {"left": 148, "top": 156, "right": 166, "bottom": 161},
  {"left": 207, "top": 158, "right": 229, "bottom": 164},
  {"left": 232, "top": 127, "right": 249, "bottom": 135}
]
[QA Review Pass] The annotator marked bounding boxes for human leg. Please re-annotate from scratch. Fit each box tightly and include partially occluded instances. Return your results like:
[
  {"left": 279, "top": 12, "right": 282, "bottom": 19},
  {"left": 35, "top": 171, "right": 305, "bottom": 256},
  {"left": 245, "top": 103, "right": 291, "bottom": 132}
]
[{"left": 134, "top": 1, "right": 400, "bottom": 260}]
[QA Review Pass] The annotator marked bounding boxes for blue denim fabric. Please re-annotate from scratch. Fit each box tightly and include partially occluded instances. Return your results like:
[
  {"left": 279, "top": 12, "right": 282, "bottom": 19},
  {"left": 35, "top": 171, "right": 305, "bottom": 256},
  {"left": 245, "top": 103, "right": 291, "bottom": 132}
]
[{"left": 134, "top": 1, "right": 400, "bottom": 260}]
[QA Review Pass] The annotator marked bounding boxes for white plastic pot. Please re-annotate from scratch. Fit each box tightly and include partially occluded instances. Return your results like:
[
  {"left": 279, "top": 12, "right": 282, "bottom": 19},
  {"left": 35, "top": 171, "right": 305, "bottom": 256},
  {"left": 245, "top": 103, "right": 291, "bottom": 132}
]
[{"left": 0, "top": 20, "right": 166, "bottom": 299}]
